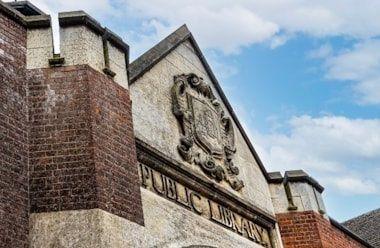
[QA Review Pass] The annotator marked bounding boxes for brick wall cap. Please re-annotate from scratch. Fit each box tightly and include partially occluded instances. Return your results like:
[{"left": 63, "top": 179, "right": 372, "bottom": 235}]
[
  {"left": 0, "top": 0, "right": 50, "bottom": 28},
  {"left": 58, "top": 11, "right": 129, "bottom": 53},
  {"left": 284, "top": 170, "right": 324, "bottom": 193}
]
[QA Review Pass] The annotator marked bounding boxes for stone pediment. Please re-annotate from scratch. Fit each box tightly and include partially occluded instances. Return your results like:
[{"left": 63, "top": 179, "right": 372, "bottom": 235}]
[{"left": 129, "top": 25, "right": 271, "bottom": 186}]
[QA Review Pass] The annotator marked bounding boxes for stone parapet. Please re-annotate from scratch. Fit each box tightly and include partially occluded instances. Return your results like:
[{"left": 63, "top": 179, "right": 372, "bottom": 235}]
[
  {"left": 269, "top": 170, "right": 327, "bottom": 216},
  {"left": 1, "top": 2, "right": 129, "bottom": 89},
  {"left": 59, "top": 11, "right": 129, "bottom": 89}
]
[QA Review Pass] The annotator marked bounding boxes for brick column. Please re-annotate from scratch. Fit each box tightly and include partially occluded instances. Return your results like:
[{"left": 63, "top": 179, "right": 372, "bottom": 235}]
[
  {"left": 0, "top": 12, "right": 29, "bottom": 248},
  {"left": 28, "top": 65, "right": 144, "bottom": 224}
]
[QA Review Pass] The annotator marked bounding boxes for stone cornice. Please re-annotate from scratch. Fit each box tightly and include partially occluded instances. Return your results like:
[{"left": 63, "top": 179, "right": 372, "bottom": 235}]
[
  {"left": 135, "top": 137, "right": 277, "bottom": 230},
  {"left": 268, "top": 170, "right": 324, "bottom": 193}
]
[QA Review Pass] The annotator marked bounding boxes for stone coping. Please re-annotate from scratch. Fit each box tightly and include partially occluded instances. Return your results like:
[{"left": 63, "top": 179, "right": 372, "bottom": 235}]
[
  {"left": 0, "top": 0, "right": 51, "bottom": 28},
  {"left": 59, "top": 11, "right": 129, "bottom": 53},
  {"left": 129, "top": 24, "right": 190, "bottom": 82},
  {"left": 7, "top": 1, "right": 45, "bottom": 16},
  {"left": 268, "top": 170, "right": 324, "bottom": 193}
]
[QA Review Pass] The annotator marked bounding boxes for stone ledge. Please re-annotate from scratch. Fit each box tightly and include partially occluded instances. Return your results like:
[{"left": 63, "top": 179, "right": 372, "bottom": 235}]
[
  {"left": 135, "top": 137, "right": 277, "bottom": 230},
  {"left": 267, "top": 172, "right": 283, "bottom": 184},
  {"left": 285, "top": 170, "right": 324, "bottom": 193}
]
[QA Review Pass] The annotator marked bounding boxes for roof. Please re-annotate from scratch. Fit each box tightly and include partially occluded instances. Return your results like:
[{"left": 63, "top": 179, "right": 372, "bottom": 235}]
[
  {"left": 128, "top": 24, "right": 272, "bottom": 181},
  {"left": 343, "top": 208, "right": 380, "bottom": 247}
]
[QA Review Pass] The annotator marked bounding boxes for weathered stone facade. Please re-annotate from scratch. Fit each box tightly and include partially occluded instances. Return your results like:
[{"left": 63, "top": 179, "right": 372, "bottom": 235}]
[{"left": 0, "top": 1, "right": 375, "bottom": 248}]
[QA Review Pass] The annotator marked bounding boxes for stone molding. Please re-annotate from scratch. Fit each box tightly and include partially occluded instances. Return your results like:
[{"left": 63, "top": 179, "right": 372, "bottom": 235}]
[
  {"left": 135, "top": 138, "right": 277, "bottom": 230},
  {"left": 269, "top": 170, "right": 324, "bottom": 193}
]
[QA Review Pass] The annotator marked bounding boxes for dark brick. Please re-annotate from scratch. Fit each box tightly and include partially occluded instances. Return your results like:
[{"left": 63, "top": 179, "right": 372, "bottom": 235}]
[
  {"left": 27, "top": 65, "right": 144, "bottom": 225},
  {"left": 0, "top": 12, "right": 28, "bottom": 248}
]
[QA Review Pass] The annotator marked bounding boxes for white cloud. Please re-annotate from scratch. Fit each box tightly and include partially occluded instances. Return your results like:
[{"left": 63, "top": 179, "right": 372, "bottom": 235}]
[
  {"left": 325, "top": 176, "right": 378, "bottom": 195},
  {"left": 126, "top": 3, "right": 279, "bottom": 55},
  {"left": 270, "top": 34, "right": 292, "bottom": 49},
  {"left": 308, "top": 43, "right": 333, "bottom": 59},
  {"left": 324, "top": 40, "right": 380, "bottom": 105},
  {"left": 29, "top": 0, "right": 116, "bottom": 16},
  {"left": 120, "top": 0, "right": 380, "bottom": 54},
  {"left": 251, "top": 115, "right": 380, "bottom": 195},
  {"left": 10, "top": 0, "right": 380, "bottom": 55}
]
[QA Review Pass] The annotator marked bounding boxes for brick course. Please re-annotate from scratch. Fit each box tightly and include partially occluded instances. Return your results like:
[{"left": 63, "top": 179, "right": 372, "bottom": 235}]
[
  {"left": 0, "top": 12, "right": 29, "bottom": 248},
  {"left": 277, "top": 211, "right": 367, "bottom": 248}
]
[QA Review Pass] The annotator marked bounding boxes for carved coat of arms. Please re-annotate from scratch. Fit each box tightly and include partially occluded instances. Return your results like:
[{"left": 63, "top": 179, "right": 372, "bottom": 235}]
[{"left": 171, "top": 73, "right": 244, "bottom": 191}]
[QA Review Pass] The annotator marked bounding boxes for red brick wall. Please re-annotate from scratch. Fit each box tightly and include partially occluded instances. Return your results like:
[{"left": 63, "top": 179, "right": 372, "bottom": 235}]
[
  {"left": 28, "top": 65, "right": 144, "bottom": 224},
  {"left": 0, "top": 12, "right": 29, "bottom": 248},
  {"left": 28, "top": 66, "right": 97, "bottom": 212},
  {"left": 277, "top": 211, "right": 367, "bottom": 248},
  {"left": 87, "top": 68, "right": 144, "bottom": 224},
  {"left": 317, "top": 215, "right": 366, "bottom": 248}
]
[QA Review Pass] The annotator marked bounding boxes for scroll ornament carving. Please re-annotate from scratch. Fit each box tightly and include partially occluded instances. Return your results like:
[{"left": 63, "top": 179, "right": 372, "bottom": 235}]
[{"left": 172, "top": 73, "right": 244, "bottom": 191}]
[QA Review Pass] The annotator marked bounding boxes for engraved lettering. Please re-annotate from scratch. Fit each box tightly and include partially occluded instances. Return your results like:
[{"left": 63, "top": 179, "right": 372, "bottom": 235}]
[
  {"left": 241, "top": 218, "right": 252, "bottom": 238},
  {"left": 176, "top": 184, "right": 191, "bottom": 209},
  {"left": 209, "top": 200, "right": 224, "bottom": 225},
  {"left": 140, "top": 163, "right": 151, "bottom": 188},
  {"left": 152, "top": 171, "right": 165, "bottom": 195},
  {"left": 249, "top": 222, "right": 260, "bottom": 242},
  {"left": 231, "top": 213, "right": 242, "bottom": 234},
  {"left": 223, "top": 207, "right": 233, "bottom": 228},
  {"left": 189, "top": 191, "right": 203, "bottom": 215},
  {"left": 138, "top": 164, "right": 271, "bottom": 247},
  {"left": 165, "top": 176, "right": 177, "bottom": 200}
]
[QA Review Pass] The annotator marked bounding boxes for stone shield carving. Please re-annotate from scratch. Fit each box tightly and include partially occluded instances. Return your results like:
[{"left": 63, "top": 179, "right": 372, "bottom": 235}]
[{"left": 171, "top": 73, "right": 244, "bottom": 191}]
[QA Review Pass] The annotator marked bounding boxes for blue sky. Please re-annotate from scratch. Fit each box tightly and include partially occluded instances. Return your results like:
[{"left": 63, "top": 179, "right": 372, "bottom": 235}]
[{"left": 27, "top": 0, "right": 380, "bottom": 221}]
